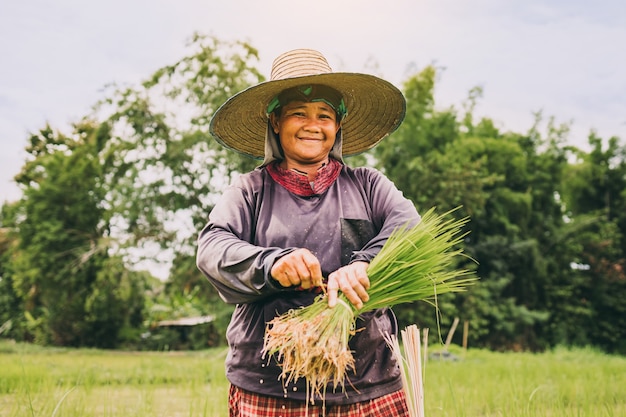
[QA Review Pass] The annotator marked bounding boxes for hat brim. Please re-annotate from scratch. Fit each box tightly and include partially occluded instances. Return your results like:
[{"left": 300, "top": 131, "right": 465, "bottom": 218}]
[{"left": 209, "top": 73, "right": 406, "bottom": 159}]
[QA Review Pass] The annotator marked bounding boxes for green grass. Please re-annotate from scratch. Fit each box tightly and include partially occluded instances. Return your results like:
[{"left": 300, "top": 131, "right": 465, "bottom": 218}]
[
  {"left": 0, "top": 340, "right": 229, "bottom": 416},
  {"left": 1, "top": 340, "right": 624, "bottom": 416},
  {"left": 423, "top": 346, "right": 626, "bottom": 416}
]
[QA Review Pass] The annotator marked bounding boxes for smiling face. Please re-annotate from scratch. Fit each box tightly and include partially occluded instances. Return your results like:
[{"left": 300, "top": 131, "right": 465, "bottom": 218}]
[{"left": 269, "top": 100, "right": 341, "bottom": 172}]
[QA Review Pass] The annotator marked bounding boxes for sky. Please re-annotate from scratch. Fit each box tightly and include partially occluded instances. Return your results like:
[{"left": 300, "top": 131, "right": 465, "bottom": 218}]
[{"left": 1, "top": 0, "right": 625, "bottom": 204}]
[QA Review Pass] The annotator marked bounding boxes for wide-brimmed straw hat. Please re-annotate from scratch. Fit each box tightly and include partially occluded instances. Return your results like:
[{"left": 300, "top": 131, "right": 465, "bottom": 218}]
[{"left": 209, "top": 49, "right": 406, "bottom": 159}]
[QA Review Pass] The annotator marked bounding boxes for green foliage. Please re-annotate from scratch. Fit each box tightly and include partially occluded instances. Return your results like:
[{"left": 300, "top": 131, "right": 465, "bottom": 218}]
[
  {"left": 0, "top": 212, "right": 26, "bottom": 340},
  {"left": 165, "top": 253, "right": 234, "bottom": 346},
  {"left": 558, "top": 134, "right": 626, "bottom": 353},
  {"left": 374, "top": 64, "right": 625, "bottom": 353},
  {"left": 138, "top": 254, "right": 234, "bottom": 350},
  {"left": 94, "top": 34, "right": 262, "bottom": 255},
  {"left": 2, "top": 123, "right": 151, "bottom": 348},
  {"left": 82, "top": 258, "right": 150, "bottom": 348},
  {"left": 373, "top": 68, "right": 499, "bottom": 223},
  {"left": 1, "top": 34, "right": 260, "bottom": 349}
]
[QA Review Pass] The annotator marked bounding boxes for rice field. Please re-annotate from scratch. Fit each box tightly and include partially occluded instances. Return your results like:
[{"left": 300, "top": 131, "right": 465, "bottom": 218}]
[{"left": 1, "top": 340, "right": 624, "bottom": 416}]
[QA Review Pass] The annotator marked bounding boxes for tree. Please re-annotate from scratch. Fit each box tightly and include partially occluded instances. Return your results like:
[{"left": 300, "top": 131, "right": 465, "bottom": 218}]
[
  {"left": 0, "top": 205, "right": 24, "bottom": 339},
  {"left": 89, "top": 34, "right": 264, "bottom": 345},
  {"left": 1, "top": 34, "right": 264, "bottom": 347},
  {"left": 373, "top": 67, "right": 576, "bottom": 350},
  {"left": 373, "top": 67, "right": 494, "bottom": 344},
  {"left": 92, "top": 34, "right": 262, "bottom": 258},
  {"left": 4, "top": 122, "right": 146, "bottom": 346},
  {"left": 559, "top": 134, "right": 626, "bottom": 353}
]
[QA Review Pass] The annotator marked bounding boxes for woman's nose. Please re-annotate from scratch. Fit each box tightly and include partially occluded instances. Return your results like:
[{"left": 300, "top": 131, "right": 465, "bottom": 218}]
[{"left": 302, "top": 117, "right": 321, "bottom": 131}]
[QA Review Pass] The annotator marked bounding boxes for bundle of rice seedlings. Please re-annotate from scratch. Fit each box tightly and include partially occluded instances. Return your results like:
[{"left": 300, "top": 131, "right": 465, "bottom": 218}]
[
  {"left": 263, "top": 296, "right": 356, "bottom": 397},
  {"left": 262, "top": 207, "right": 477, "bottom": 403}
]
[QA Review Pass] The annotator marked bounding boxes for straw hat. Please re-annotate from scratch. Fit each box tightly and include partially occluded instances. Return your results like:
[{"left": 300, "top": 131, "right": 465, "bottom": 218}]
[{"left": 209, "top": 49, "right": 406, "bottom": 159}]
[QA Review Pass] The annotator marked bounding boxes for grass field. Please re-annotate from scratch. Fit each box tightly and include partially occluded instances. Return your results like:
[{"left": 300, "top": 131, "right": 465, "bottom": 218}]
[{"left": 1, "top": 340, "right": 624, "bottom": 416}]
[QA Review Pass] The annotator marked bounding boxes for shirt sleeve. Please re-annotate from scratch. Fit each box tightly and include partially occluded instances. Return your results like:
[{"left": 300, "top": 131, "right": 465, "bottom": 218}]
[
  {"left": 350, "top": 168, "right": 421, "bottom": 264},
  {"left": 196, "top": 180, "right": 291, "bottom": 304}
]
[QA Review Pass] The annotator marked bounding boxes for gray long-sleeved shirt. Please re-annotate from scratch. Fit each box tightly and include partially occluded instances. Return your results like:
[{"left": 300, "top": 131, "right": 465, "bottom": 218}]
[{"left": 196, "top": 163, "right": 420, "bottom": 405}]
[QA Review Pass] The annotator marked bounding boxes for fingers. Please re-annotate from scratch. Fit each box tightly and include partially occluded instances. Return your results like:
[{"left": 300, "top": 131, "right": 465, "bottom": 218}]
[
  {"left": 271, "top": 252, "right": 370, "bottom": 311},
  {"left": 327, "top": 261, "right": 370, "bottom": 310},
  {"left": 270, "top": 249, "right": 323, "bottom": 289},
  {"left": 327, "top": 276, "right": 339, "bottom": 308}
]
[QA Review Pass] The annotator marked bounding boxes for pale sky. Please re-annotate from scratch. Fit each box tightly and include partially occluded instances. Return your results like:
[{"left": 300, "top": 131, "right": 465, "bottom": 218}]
[{"left": 1, "top": 0, "right": 625, "bottom": 204}]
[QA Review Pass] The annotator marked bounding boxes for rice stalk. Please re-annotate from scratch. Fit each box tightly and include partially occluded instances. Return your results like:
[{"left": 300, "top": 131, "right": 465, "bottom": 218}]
[
  {"left": 262, "top": 206, "right": 477, "bottom": 404},
  {"left": 384, "top": 325, "right": 426, "bottom": 417}
]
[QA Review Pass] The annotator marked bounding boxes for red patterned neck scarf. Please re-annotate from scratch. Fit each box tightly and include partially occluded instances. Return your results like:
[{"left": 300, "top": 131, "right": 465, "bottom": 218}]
[{"left": 266, "top": 158, "right": 343, "bottom": 196}]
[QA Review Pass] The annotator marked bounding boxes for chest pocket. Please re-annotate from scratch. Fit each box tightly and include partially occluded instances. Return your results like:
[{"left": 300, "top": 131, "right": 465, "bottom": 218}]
[{"left": 340, "top": 218, "right": 377, "bottom": 266}]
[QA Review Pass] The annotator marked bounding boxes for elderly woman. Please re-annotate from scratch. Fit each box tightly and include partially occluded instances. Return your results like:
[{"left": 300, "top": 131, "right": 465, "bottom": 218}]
[{"left": 197, "top": 49, "right": 420, "bottom": 416}]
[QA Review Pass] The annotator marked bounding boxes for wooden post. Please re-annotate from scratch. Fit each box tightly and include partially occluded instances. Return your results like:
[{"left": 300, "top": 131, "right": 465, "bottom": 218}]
[
  {"left": 462, "top": 320, "right": 469, "bottom": 352},
  {"left": 444, "top": 317, "right": 460, "bottom": 350}
]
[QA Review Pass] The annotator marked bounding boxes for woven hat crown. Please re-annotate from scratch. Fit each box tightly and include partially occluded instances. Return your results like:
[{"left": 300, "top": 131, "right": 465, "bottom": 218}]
[{"left": 270, "top": 49, "right": 333, "bottom": 80}]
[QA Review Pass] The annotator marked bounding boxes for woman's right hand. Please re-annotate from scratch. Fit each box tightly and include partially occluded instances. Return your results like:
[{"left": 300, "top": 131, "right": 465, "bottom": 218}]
[{"left": 270, "top": 248, "right": 324, "bottom": 290}]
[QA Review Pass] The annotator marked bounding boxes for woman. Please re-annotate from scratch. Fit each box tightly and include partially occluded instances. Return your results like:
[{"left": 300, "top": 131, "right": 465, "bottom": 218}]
[{"left": 197, "top": 48, "right": 420, "bottom": 416}]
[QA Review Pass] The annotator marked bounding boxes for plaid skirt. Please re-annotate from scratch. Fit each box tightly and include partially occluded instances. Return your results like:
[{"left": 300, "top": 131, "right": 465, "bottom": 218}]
[{"left": 228, "top": 384, "right": 410, "bottom": 417}]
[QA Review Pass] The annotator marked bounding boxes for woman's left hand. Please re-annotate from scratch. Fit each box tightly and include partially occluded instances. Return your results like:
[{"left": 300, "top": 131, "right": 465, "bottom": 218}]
[{"left": 327, "top": 261, "right": 370, "bottom": 310}]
